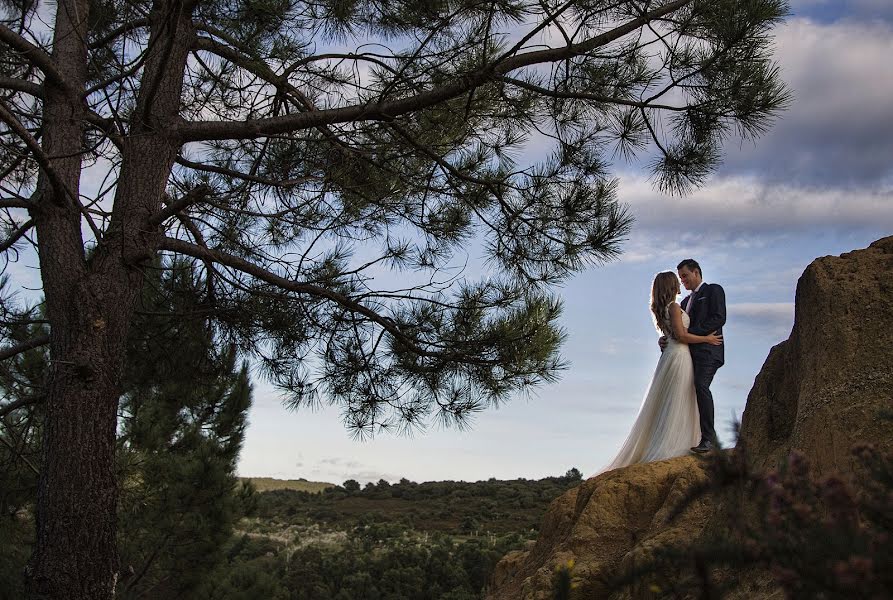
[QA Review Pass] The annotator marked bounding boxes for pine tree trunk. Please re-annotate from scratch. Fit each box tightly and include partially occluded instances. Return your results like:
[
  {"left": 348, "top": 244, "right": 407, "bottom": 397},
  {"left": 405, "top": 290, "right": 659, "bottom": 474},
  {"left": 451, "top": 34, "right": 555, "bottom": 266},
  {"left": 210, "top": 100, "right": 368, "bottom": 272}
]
[
  {"left": 26, "top": 322, "right": 124, "bottom": 598},
  {"left": 24, "top": 0, "right": 196, "bottom": 596}
]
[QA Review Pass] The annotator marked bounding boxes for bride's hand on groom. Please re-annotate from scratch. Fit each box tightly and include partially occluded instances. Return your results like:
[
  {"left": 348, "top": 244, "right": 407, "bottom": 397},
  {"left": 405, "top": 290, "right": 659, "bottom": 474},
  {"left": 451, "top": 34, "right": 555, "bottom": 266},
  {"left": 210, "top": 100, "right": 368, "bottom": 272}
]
[{"left": 706, "top": 332, "right": 723, "bottom": 346}]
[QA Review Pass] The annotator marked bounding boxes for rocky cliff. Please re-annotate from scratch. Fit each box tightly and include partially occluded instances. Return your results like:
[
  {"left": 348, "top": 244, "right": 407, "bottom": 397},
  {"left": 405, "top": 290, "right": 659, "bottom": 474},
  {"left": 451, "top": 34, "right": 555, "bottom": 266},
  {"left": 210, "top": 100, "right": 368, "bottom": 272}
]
[
  {"left": 489, "top": 457, "right": 711, "bottom": 599},
  {"left": 488, "top": 236, "right": 893, "bottom": 600},
  {"left": 737, "top": 236, "right": 893, "bottom": 473}
]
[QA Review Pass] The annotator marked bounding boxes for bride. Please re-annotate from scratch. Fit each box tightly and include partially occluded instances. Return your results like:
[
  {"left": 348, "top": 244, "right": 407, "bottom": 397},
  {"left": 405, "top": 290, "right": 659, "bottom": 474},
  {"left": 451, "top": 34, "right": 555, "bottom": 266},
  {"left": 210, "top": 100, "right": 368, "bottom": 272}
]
[{"left": 601, "top": 271, "right": 723, "bottom": 472}]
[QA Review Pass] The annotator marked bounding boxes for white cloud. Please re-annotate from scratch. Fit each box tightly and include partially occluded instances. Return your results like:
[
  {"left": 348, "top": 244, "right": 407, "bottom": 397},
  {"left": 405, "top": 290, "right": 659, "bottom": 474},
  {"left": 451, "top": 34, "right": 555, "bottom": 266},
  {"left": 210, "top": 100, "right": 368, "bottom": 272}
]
[
  {"left": 341, "top": 470, "right": 404, "bottom": 484},
  {"left": 776, "top": 18, "right": 892, "bottom": 121},
  {"left": 318, "top": 457, "right": 362, "bottom": 468},
  {"left": 618, "top": 173, "right": 893, "bottom": 242},
  {"left": 729, "top": 302, "right": 795, "bottom": 323},
  {"left": 727, "top": 302, "right": 795, "bottom": 341}
]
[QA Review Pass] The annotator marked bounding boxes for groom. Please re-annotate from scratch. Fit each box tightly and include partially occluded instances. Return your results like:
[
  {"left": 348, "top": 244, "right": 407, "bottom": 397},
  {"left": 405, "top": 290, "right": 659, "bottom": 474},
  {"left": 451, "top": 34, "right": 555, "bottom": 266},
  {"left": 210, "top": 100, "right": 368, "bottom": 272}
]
[{"left": 662, "top": 259, "right": 727, "bottom": 453}]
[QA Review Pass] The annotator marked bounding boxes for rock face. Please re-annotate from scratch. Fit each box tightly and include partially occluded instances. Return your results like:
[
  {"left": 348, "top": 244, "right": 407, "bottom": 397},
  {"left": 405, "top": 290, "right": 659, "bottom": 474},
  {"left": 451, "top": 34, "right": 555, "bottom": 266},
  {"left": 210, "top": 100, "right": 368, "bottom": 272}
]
[
  {"left": 738, "top": 236, "right": 893, "bottom": 474},
  {"left": 488, "top": 237, "right": 893, "bottom": 600},
  {"left": 488, "top": 456, "right": 711, "bottom": 599}
]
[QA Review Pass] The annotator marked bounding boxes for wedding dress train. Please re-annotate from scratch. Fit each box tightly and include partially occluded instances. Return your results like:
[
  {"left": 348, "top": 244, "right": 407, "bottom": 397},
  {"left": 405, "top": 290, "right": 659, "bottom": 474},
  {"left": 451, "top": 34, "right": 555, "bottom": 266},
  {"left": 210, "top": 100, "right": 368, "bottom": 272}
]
[{"left": 601, "top": 304, "right": 700, "bottom": 472}]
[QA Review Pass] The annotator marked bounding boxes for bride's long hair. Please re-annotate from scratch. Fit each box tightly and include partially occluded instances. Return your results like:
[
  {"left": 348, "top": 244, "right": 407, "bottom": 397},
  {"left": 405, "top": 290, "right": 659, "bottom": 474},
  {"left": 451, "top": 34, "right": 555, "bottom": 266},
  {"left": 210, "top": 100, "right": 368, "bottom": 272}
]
[{"left": 650, "top": 271, "right": 680, "bottom": 333}]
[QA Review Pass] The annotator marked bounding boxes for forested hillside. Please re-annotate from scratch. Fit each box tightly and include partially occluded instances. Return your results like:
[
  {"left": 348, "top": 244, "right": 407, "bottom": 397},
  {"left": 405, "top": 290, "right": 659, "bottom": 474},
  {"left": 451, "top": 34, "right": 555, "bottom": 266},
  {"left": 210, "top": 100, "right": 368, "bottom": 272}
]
[
  {"left": 201, "top": 471, "right": 583, "bottom": 599},
  {"left": 1, "top": 470, "right": 581, "bottom": 599}
]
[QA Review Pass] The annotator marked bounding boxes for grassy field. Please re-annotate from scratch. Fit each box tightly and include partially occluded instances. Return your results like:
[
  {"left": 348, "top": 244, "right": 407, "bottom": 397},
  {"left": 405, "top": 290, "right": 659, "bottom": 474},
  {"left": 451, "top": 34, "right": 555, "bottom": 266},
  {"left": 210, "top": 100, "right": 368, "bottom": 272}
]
[{"left": 239, "top": 477, "right": 334, "bottom": 493}]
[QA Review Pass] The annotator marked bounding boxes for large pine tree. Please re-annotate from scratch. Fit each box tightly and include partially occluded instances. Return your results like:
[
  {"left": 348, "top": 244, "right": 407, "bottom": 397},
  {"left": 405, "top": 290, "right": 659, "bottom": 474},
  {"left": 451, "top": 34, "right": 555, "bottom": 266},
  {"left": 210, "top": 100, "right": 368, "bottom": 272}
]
[
  {"left": 0, "top": 0, "right": 789, "bottom": 595},
  {"left": 0, "top": 263, "right": 255, "bottom": 599}
]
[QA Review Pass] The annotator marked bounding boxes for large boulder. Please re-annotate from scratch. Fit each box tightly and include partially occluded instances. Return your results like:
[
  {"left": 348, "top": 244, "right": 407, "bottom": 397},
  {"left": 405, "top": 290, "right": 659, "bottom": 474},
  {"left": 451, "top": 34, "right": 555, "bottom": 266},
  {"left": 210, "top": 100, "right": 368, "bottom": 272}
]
[
  {"left": 738, "top": 235, "right": 893, "bottom": 474},
  {"left": 488, "top": 456, "right": 711, "bottom": 600},
  {"left": 488, "top": 236, "right": 893, "bottom": 600}
]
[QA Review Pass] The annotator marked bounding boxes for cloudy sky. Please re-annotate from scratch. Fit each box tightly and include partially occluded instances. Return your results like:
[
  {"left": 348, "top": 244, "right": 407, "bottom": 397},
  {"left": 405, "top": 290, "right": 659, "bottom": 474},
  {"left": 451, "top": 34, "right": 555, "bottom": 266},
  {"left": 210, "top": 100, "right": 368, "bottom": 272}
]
[{"left": 235, "top": 1, "right": 893, "bottom": 485}]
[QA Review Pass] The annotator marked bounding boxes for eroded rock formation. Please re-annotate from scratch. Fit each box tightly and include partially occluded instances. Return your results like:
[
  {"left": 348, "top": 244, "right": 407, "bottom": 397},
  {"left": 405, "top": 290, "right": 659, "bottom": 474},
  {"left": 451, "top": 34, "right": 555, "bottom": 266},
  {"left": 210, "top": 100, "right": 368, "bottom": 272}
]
[
  {"left": 738, "top": 236, "right": 893, "bottom": 473},
  {"left": 489, "top": 457, "right": 710, "bottom": 600}
]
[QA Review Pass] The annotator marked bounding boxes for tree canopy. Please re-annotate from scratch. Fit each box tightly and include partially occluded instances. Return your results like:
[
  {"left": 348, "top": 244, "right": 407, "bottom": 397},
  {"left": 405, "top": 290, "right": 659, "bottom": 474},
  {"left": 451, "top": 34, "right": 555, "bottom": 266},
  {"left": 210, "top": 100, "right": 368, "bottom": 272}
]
[{"left": 0, "top": 0, "right": 789, "bottom": 432}]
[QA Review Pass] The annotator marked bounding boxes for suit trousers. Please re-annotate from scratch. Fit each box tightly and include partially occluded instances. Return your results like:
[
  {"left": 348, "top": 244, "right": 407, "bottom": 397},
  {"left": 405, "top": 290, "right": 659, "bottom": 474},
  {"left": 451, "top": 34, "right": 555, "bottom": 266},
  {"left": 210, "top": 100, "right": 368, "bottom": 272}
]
[{"left": 692, "top": 357, "right": 721, "bottom": 443}]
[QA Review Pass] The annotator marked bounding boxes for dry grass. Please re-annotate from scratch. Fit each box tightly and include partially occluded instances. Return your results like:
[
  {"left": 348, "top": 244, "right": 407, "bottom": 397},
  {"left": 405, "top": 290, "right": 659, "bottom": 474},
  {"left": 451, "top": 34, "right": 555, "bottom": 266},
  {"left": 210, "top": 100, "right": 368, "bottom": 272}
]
[{"left": 240, "top": 477, "right": 334, "bottom": 493}]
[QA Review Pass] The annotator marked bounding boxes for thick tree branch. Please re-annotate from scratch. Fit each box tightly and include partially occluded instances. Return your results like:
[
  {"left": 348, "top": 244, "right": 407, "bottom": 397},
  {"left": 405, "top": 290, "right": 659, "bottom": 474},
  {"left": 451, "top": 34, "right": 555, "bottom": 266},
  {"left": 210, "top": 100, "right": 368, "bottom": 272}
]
[
  {"left": 88, "top": 17, "right": 151, "bottom": 49},
  {"left": 0, "top": 198, "right": 34, "bottom": 209},
  {"left": 147, "top": 184, "right": 211, "bottom": 227},
  {"left": 158, "top": 237, "right": 497, "bottom": 365},
  {"left": 175, "top": 155, "right": 319, "bottom": 187},
  {"left": 0, "top": 218, "right": 35, "bottom": 253},
  {"left": 179, "top": 0, "right": 692, "bottom": 142},
  {"left": 0, "top": 99, "right": 72, "bottom": 204},
  {"left": 0, "top": 334, "right": 50, "bottom": 363},
  {"left": 0, "top": 75, "right": 42, "bottom": 97},
  {"left": 0, "top": 24, "right": 69, "bottom": 90}
]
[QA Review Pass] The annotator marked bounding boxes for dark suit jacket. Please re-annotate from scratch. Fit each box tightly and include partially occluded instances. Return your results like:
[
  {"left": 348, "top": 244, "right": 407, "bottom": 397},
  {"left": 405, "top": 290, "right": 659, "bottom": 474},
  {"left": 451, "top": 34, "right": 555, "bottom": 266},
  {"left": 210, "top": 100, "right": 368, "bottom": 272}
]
[{"left": 681, "top": 283, "right": 726, "bottom": 365}]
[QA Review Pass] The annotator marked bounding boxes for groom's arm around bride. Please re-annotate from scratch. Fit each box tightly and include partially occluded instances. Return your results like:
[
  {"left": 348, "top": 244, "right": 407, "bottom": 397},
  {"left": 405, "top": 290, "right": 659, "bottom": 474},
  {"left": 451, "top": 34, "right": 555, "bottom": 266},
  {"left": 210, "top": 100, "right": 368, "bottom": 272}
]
[{"left": 685, "top": 283, "right": 726, "bottom": 363}]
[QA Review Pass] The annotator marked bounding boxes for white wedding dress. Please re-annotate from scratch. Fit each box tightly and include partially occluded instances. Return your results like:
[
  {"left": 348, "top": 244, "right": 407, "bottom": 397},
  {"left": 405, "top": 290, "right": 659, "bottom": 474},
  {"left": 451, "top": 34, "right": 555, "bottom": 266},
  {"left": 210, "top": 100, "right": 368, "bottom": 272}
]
[{"left": 600, "top": 303, "right": 700, "bottom": 472}]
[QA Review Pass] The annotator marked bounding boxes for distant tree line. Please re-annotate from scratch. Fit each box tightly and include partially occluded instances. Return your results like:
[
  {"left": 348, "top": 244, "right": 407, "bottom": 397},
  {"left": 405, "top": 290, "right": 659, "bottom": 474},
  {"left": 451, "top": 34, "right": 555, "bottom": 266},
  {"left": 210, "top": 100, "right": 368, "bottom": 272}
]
[
  {"left": 253, "top": 468, "right": 584, "bottom": 536},
  {"left": 339, "top": 468, "right": 582, "bottom": 500}
]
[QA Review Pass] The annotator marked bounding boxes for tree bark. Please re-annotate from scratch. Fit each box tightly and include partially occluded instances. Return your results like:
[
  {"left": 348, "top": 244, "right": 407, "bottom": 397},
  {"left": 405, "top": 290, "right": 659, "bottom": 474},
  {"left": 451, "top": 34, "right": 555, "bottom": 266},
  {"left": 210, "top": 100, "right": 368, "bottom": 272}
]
[
  {"left": 26, "top": 311, "right": 125, "bottom": 599},
  {"left": 24, "top": 0, "right": 116, "bottom": 594},
  {"left": 26, "top": 1, "right": 196, "bottom": 597}
]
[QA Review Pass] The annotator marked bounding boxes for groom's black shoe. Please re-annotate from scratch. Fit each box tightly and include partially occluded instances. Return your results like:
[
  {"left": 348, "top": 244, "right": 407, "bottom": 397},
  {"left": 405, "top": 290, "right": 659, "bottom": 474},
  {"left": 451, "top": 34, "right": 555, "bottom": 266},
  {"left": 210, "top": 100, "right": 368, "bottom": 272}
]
[{"left": 690, "top": 440, "right": 713, "bottom": 454}]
